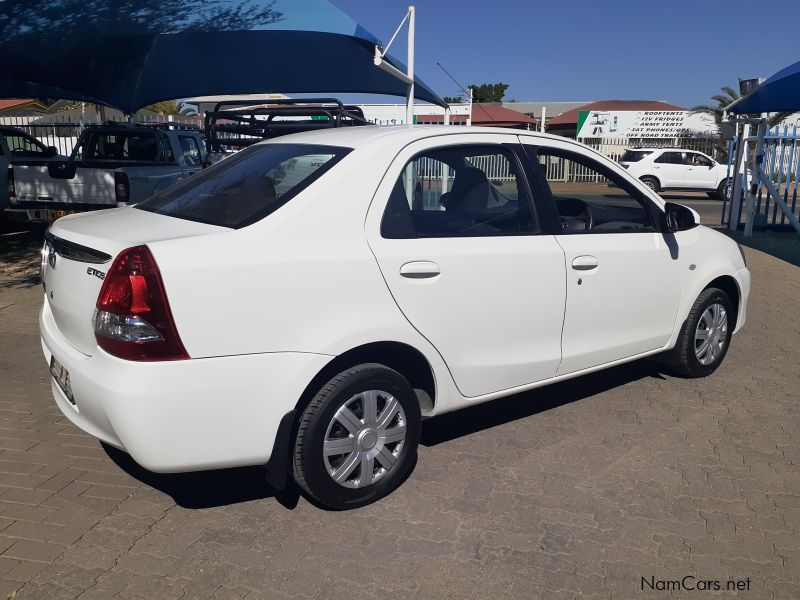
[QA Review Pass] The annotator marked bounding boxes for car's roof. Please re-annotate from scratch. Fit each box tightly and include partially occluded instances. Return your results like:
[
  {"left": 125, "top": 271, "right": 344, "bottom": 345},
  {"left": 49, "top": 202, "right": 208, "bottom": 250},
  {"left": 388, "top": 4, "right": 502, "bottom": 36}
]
[
  {"left": 256, "top": 124, "right": 578, "bottom": 150},
  {"left": 629, "top": 147, "right": 709, "bottom": 153}
]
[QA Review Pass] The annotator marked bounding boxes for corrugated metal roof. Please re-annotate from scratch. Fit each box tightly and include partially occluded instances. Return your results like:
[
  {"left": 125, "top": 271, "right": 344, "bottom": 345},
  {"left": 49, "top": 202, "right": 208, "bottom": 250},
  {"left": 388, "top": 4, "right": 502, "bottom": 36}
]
[
  {"left": 548, "top": 100, "right": 688, "bottom": 126},
  {"left": 502, "top": 101, "right": 593, "bottom": 118}
]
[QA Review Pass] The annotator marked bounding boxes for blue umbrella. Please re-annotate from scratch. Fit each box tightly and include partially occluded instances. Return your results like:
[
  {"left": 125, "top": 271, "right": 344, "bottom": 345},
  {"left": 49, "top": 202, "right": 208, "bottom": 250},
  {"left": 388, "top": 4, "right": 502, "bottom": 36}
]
[
  {"left": 731, "top": 60, "right": 800, "bottom": 114},
  {"left": 0, "top": 0, "right": 445, "bottom": 112}
]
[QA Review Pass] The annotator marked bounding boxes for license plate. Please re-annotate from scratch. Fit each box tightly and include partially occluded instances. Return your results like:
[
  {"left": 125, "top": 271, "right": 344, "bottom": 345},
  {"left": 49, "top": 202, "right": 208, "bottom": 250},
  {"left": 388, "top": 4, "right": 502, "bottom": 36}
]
[{"left": 49, "top": 355, "right": 75, "bottom": 405}]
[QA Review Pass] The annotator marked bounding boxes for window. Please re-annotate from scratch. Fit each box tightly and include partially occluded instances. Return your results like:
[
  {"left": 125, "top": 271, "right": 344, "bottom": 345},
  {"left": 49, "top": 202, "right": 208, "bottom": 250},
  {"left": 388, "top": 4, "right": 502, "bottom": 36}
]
[
  {"left": 381, "top": 145, "right": 536, "bottom": 238},
  {"left": 619, "top": 150, "right": 652, "bottom": 163},
  {"left": 85, "top": 132, "right": 160, "bottom": 162},
  {"left": 178, "top": 135, "right": 202, "bottom": 167},
  {"left": 2, "top": 131, "right": 48, "bottom": 158},
  {"left": 531, "top": 147, "right": 656, "bottom": 233},
  {"left": 136, "top": 143, "right": 349, "bottom": 228},
  {"left": 685, "top": 152, "right": 713, "bottom": 167},
  {"left": 654, "top": 151, "right": 683, "bottom": 165}
]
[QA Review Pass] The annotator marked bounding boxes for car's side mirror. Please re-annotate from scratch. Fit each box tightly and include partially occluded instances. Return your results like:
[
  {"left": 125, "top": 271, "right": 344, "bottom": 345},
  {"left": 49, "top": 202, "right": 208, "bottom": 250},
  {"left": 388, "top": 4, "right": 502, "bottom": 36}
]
[
  {"left": 45, "top": 146, "right": 58, "bottom": 158},
  {"left": 664, "top": 201, "right": 698, "bottom": 232}
]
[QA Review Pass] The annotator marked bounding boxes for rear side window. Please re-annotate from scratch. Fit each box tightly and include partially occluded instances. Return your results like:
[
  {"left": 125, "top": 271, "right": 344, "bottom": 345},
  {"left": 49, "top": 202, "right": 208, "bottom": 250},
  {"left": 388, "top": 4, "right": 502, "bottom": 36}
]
[
  {"left": 620, "top": 150, "right": 652, "bottom": 162},
  {"left": 136, "top": 143, "right": 349, "bottom": 228},
  {"left": 381, "top": 145, "right": 536, "bottom": 238},
  {"left": 654, "top": 151, "right": 683, "bottom": 165}
]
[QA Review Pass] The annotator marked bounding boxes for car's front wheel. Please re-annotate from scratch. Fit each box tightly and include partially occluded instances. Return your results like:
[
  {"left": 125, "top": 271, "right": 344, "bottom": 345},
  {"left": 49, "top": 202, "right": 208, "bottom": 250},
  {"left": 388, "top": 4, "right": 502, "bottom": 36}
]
[
  {"left": 671, "top": 287, "right": 734, "bottom": 378},
  {"left": 292, "top": 363, "right": 421, "bottom": 510}
]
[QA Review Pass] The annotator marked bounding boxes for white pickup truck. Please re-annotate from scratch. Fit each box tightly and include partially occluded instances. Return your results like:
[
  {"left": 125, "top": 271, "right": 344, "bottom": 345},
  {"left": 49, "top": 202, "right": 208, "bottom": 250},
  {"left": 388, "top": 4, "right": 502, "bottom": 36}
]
[
  {"left": 7, "top": 123, "right": 204, "bottom": 221},
  {"left": 1, "top": 125, "right": 64, "bottom": 215}
]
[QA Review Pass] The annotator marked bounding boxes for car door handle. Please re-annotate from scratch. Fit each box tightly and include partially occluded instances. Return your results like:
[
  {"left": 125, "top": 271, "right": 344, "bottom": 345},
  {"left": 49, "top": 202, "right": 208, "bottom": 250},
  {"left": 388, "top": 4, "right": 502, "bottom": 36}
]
[
  {"left": 571, "top": 255, "right": 598, "bottom": 271},
  {"left": 400, "top": 261, "right": 441, "bottom": 279}
]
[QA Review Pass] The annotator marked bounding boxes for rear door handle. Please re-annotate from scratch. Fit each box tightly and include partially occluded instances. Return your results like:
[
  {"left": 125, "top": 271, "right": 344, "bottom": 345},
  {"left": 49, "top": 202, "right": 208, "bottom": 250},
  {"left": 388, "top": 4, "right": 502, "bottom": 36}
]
[
  {"left": 400, "top": 261, "right": 440, "bottom": 279},
  {"left": 571, "top": 255, "right": 598, "bottom": 271}
]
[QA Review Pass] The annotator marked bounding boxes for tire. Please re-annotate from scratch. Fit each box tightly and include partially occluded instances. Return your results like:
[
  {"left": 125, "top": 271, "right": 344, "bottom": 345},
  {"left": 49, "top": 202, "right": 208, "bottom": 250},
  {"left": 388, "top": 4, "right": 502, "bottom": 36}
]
[
  {"left": 715, "top": 178, "right": 731, "bottom": 201},
  {"left": 640, "top": 176, "right": 660, "bottom": 193},
  {"left": 671, "top": 288, "right": 734, "bottom": 378},
  {"left": 292, "top": 363, "right": 421, "bottom": 510}
]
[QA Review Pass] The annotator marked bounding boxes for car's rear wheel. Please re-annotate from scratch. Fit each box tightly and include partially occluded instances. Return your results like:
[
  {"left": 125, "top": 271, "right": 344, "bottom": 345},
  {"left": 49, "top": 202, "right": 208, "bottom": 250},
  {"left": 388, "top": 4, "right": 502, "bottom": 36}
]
[
  {"left": 640, "top": 176, "right": 660, "bottom": 193},
  {"left": 671, "top": 288, "right": 734, "bottom": 378},
  {"left": 292, "top": 363, "right": 421, "bottom": 510}
]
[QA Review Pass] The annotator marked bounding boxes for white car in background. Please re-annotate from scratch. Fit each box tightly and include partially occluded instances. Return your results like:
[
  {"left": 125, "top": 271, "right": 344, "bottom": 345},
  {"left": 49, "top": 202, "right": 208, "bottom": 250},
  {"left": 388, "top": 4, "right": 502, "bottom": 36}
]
[
  {"left": 40, "top": 126, "right": 750, "bottom": 510},
  {"left": 620, "top": 148, "right": 731, "bottom": 199}
]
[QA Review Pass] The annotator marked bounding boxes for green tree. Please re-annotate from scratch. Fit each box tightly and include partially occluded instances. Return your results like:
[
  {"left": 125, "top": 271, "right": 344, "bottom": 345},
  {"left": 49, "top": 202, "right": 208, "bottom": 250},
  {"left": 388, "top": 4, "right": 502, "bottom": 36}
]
[
  {"left": 467, "top": 83, "right": 509, "bottom": 103},
  {"left": 442, "top": 95, "right": 462, "bottom": 104}
]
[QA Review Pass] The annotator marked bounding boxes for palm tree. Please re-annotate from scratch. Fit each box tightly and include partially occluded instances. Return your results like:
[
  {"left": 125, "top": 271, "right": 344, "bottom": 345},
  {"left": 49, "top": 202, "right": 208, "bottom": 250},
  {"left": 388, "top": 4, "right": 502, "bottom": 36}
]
[
  {"left": 693, "top": 86, "right": 796, "bottom": 131},
  {"left": 691, "top": 86, "right": 796, "bottom": 161}
]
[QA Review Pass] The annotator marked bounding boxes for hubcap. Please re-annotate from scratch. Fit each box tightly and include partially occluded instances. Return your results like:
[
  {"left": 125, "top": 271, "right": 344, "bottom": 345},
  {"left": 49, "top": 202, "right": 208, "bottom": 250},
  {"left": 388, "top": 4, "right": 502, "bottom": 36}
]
[
  {"left": 323, "top": 390, "right": 407, "bottom": 489},
  {"left": 695, "top": 302, "right": 728, "bottom": 365}
]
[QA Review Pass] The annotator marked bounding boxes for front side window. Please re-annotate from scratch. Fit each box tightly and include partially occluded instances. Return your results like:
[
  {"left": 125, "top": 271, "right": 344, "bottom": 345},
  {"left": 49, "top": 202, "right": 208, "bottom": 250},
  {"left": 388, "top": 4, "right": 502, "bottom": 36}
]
[
  {"left": 179, "top": 135, "right": 202, "bottom": 167},
  {"left": 381, "top": 145, "right": 536, "bottom": 238},
  {"left": 685, "top": 152, "right": 713, "bottom": 167},
  {"left": 2, "top": 132, "right": 47, "bottom": 157},
  {"left": 531, "top": 147, "right": 656, "bottom": 233},
  {"left": 137, "top": 143, "right": 349, "bottom": 228}
]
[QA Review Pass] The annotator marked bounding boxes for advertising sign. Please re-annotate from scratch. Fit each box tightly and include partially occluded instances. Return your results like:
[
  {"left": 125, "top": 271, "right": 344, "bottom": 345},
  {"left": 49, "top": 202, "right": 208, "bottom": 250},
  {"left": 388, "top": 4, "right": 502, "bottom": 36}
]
[{"left": 576, "top": 110, "right": 719, "bottom": 138}]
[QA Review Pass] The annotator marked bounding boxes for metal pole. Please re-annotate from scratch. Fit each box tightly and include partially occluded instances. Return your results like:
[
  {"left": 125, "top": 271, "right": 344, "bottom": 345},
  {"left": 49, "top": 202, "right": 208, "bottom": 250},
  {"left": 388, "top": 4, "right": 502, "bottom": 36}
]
[
  {"left": 744, "top": 121, "right": 766, "bottom": 237},
  {"left": 728, "top": 122, "right": 749, "bottom": 232},
  {"left": 406, "top": 5, "right": 415, "bottom": 126},
  {"left": 541, "top": 106, "right": 546, "bottom": 133},
  {"left": 467, "top": 87, "right": 473, "bottom": 127}
]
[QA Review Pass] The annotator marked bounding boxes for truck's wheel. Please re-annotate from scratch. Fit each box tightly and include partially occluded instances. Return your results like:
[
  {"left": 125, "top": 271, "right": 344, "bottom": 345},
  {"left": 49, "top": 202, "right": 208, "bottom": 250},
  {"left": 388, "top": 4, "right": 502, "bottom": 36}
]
[
  {"left": 292, "top": 363, "right": 421, "bottom": 510},
  {"left": 640, "top": 176, "right": 660, "bottom": 193}
]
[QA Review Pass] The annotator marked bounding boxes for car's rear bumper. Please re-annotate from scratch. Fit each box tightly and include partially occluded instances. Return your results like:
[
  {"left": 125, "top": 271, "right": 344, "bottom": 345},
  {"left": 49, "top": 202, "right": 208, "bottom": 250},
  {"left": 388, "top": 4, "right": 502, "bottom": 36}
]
[{"left": 40, "top": 298, "right": 332, "bottom": 473}]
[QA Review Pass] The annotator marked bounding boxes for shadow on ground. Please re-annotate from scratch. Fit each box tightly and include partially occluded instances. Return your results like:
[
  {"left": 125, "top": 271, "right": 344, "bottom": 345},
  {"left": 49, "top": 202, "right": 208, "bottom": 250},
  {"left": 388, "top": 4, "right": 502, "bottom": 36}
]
[
  {"left": 0, "top": 216, "right": 46, "bottom": 287},
  {"left": 421, "top": 359, "right": 666, "bottom": 446},
  {"left": 723, "top": 229, "right": 800, "bottom": 268},
  {"left": 103, "top": 443, "right": 301, "bottom": 510},
  {"left": 104, "top": 359, "right": 667, "bottom": 509}
]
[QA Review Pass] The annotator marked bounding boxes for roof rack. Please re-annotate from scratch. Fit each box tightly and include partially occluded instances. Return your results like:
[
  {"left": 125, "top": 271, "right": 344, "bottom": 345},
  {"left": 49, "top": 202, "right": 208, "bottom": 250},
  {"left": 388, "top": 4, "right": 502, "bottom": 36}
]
[
  {"left": 84, "top": 121, "right": 202, "bottom": 132},
  {"left": 204, "top": 97, "right": 372, "bottom": 153}
]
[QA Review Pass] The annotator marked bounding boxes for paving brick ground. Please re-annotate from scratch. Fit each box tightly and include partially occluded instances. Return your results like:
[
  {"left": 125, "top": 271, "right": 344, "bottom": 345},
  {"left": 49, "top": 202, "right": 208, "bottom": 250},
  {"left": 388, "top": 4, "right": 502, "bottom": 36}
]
[{"left": 0, "top": 245, "right": 798, "bottom": 599}]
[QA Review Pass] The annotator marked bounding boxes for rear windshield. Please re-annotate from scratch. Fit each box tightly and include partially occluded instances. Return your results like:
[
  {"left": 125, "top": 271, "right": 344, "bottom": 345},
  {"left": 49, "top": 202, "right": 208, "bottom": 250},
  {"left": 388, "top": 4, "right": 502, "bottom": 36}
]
[
  {"left": 136, "top": 143, "right": 349, "bottom": 228},
  {"left": 84, "top": 132, "right": 162, "bottom": 162},
  {"left": 620, "top": 150, "right": 653, "bottom": 163}
]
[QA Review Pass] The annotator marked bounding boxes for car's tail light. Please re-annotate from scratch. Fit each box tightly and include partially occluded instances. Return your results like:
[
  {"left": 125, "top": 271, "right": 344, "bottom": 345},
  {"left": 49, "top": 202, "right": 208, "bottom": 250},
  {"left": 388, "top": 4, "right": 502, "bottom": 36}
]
[
  {"left": 93, "top": 245, "right": 188, "bottom": 361},
  {"left": 8, "top": 168, "right": 15, "bottom": 199},
  {"left": 114, "top": 172, "right": 130, "bottom": 206}
]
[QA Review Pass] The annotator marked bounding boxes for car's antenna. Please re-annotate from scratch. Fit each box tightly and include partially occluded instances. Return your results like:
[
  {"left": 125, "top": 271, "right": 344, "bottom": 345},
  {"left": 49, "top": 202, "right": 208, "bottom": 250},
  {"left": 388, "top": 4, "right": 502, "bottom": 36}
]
[{"left": 436, "top": 62, "right": 497, "bottom": 126}]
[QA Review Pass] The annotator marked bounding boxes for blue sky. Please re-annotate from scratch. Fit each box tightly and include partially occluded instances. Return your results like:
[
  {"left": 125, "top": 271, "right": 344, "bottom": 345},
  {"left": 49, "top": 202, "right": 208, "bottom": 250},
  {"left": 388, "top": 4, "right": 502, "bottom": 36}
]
[{"left": 331, "top": 0, "right": 800, "bottom": 108}]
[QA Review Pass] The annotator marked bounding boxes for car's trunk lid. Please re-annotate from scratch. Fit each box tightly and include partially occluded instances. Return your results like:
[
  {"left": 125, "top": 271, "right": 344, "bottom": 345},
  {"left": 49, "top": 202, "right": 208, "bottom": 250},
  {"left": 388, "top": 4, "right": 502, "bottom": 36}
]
[{"left": 43, "top": 207, "right": 228, "bottom": 356}]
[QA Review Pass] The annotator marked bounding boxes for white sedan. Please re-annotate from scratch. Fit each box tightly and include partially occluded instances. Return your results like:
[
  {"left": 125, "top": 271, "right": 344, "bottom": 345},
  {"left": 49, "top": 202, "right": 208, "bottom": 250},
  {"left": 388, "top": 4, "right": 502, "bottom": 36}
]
[{"left": 40, "top": 126, "right": 750, "bottom": 509}]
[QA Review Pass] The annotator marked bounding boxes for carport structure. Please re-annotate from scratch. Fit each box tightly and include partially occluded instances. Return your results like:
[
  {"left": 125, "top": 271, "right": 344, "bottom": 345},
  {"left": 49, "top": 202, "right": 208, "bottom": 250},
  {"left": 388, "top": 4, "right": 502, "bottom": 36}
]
[
  {"left": 725, "top": 61, "right": 800, "bottom": 236},
  {"left": 0, "top": 0, "right": 445, "bottom": 116}
]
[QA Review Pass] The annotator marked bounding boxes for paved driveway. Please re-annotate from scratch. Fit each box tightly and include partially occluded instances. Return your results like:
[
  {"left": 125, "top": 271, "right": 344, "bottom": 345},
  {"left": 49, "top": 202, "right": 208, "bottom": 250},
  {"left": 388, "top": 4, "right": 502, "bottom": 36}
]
[{"left": 0, "top": 246, "right": 798, "bottom": 599}]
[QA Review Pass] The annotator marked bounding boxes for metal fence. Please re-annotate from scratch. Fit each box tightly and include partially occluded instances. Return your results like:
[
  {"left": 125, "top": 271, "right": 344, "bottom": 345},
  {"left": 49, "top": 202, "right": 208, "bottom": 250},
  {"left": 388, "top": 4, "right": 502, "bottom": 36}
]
[
  {"left": 723, "top": 123, "right": 800, "bottom": 233},
  {"left": 0, "top": 114, "right": 202, "bottom": 156}
]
